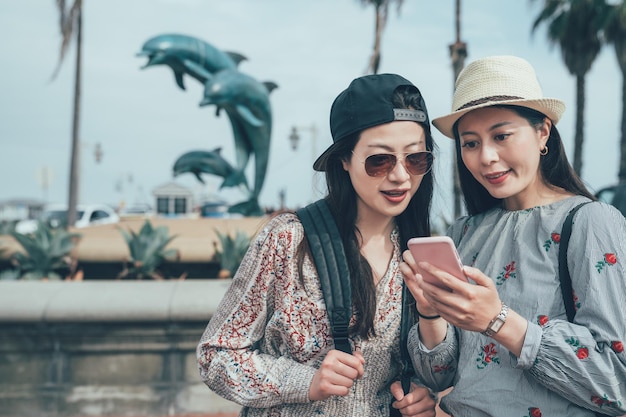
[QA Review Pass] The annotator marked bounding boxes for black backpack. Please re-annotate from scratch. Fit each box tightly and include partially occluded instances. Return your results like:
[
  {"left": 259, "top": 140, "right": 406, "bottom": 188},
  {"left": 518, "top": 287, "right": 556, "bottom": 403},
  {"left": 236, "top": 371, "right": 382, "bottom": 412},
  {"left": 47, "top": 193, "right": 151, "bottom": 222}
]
[{"left": 296, "top": 199, "right": 415, "bottom": 408}]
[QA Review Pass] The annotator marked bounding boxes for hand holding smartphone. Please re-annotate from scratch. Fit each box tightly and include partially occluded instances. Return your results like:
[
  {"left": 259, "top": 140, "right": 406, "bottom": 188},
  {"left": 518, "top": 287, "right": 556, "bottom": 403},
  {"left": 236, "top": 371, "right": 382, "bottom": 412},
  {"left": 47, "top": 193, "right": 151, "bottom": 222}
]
[{"left": 407, "top": 236, "right": 468, "bottom": 290}]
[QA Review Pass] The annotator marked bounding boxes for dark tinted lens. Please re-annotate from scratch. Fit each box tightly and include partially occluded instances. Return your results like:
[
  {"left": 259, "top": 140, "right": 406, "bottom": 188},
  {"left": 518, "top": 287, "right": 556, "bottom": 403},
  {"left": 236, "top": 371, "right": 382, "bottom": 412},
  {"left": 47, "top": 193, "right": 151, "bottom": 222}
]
[
  {"left": 364, "top": 154, "right": 396, "bottom": 176},
  {"left": 405, "top": 152, "right": 433, "bottom": 175}
]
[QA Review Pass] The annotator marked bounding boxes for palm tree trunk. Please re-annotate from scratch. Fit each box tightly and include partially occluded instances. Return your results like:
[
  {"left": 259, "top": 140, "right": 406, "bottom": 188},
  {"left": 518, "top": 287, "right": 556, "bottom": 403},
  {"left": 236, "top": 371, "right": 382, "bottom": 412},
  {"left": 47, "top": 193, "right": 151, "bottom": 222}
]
[
  {"left": 450, "top": 0, "right": 466, "bottom": 220},
  {"left": 67, "top": 8, "right": 82, "bottom": 227},
  {"left": 610, "top": 4, "right": 626, "bottom": 183},
  {"left": 573, "top": 74, "right": 585, "bottom": 175},
  {"left": 368, "top": 3, "right": 386, "bottom": 74}
]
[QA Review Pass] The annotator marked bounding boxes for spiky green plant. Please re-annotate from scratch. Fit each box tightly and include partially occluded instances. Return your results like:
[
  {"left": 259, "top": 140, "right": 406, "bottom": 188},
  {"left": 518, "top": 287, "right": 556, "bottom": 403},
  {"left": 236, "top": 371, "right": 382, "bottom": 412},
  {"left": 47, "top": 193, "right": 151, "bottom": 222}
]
[
  {"left": 9, "top": 223, "right": 81, "bottom": 280},
  {"left": 214, "top": 229, "right": 250, "bottom": 278},
  {"left": 0, "top": 221, "right": 16, "bottom": 235},
  {"left": 117, "top": 220, "right": 179, "bottom": 280},
  {"left": 0, "top": 244, "right": 20, "bottom": 280},
  {"left": 0, "top": 268, "right": 20, "bottom": 280}
]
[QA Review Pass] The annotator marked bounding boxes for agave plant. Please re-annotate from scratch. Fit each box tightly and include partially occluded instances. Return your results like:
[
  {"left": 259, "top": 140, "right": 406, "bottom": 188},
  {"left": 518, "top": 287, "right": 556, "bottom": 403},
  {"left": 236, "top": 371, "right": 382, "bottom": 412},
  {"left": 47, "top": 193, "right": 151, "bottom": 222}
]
[
  {"left": 117, "top": 220, "right": 179, "bottom": 280},
  {"left": 0, "top": 244, "right": 19, "bottom": 280},
  {"left": 8, "top": 222, "right": 81, "bottom": 281},
  {"left": 0, "top": 220, "right": 16, "bottom": 235},
  {"left": 213, "top": 229, "right": 250, "bottom": 278}
]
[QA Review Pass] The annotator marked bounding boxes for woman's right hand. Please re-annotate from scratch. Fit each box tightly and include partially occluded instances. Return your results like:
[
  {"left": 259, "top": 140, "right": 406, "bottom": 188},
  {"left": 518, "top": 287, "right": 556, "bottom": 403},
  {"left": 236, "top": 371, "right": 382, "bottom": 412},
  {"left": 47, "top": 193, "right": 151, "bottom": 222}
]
[
  {"left": 309, "top": 350, "right": 365, "bottom": 401},
  {"left": 400, "top": 249, "right": 438, "bottom": 317}
]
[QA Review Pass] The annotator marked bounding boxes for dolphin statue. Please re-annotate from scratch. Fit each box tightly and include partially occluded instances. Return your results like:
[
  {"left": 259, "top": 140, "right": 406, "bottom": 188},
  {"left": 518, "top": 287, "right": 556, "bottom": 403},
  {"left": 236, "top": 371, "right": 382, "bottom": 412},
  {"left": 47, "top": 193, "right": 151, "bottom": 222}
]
[
  {"left": 172, "top": 148, "right": 248, "bottom": 190},
  {"left": 136, "top": 34, "right": 246, "bottom": 90},
  {"left": 198, "top": 69, "right": 275, "bottom": 216}
]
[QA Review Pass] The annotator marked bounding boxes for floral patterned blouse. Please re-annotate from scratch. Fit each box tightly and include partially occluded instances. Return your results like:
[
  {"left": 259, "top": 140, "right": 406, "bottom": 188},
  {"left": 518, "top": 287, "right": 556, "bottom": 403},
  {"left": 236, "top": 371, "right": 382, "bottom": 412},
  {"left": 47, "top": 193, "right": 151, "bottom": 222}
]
[
  {"left": 197, "top": 212, "right": 408, "bottom": 416},
  {"left": 408, "top": 196, "right": 626, "bottom": 417}
]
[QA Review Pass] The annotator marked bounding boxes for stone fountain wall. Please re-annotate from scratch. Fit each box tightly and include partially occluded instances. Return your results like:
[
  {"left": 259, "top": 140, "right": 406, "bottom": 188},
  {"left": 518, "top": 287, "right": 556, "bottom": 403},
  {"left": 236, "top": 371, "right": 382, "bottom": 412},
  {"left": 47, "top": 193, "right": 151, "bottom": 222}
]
[{"left": 0, "top": 280, "right": 241, "bottom": 417}]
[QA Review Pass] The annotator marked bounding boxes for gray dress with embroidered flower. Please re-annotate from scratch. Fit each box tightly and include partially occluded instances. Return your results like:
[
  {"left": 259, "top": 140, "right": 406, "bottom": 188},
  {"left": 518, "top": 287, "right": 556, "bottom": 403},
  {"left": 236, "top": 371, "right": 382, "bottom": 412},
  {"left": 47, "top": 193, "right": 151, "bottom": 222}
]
[{"left": 408, "top": 196, "right": 626, "bottom": 417}]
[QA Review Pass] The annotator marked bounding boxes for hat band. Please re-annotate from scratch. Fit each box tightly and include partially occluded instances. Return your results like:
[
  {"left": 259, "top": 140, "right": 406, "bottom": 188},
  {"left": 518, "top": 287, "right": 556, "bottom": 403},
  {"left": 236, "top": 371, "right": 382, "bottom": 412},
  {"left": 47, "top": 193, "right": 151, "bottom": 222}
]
[
  {"left": 393, "top": 109, "right": 427, "bottom": 122},
  {"left": 456, "top": 95, "right": 524, "bottom": 111}
]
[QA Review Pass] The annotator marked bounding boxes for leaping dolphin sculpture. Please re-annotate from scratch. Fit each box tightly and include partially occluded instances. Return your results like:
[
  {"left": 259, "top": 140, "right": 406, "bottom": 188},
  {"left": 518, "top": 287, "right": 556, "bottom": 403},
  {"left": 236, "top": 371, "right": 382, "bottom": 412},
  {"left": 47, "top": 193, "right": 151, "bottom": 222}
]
[
  {"left": 136, "top": 34, "right": 246, "bottom": 90},
  {"left": 137, "top": 34, "right": 277, "bottom": 216},
  {"left": 199, "top": 69, "right": 275, "bottom": 216},
  {"left": 172, "top": 148, "right": 248, "bottom": 190}
]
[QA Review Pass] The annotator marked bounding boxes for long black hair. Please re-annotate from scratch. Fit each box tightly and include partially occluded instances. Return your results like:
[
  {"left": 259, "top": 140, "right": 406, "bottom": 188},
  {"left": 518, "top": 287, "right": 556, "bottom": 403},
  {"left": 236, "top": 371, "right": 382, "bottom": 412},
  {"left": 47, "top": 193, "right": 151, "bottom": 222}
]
[
  {"left": 319, "top": 85, "right": 435, "bottom": 338},
  {"left": 454, "top": 105, "right": 595, "bottom": 215}
]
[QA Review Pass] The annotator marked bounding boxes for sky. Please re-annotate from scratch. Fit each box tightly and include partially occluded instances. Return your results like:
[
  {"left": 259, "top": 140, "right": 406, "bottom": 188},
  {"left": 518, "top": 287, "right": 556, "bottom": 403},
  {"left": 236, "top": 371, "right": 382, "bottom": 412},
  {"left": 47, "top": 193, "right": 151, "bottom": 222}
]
[{"left": 0, "top": 0, "right": 622, "bottom": 227}]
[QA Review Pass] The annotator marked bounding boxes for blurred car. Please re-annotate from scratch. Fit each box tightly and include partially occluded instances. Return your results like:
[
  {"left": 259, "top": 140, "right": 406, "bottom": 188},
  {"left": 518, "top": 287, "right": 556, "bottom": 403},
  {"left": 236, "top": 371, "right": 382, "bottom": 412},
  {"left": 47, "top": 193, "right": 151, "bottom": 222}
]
[
  {"left": 15, "top": 203, "right": 120, "bottom": 234},
  {"left": 119, "top": 204, "right": 155, "bottom": 218},
  {"left": 595, "top": 181, "right": 626, "bottom": 217},
  {"left": 199, "top": 201, "right": 242, "bottom": 218}
]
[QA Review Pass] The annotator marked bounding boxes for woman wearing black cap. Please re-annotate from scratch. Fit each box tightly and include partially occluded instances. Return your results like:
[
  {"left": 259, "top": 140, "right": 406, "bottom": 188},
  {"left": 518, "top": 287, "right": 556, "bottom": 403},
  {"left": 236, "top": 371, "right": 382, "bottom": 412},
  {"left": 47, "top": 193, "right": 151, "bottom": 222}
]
[
  {"left": 401, "top": 55, "right": 626, "bottom": 416},
  {"left": 197, "top": 73, "right": 438, "bottom": 416}
]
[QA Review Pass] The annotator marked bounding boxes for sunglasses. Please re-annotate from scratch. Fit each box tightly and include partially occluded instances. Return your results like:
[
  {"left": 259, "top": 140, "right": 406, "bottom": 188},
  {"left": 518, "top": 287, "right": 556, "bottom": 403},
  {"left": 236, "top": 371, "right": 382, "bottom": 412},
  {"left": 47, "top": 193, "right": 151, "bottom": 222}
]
[{"left": 352, "top": 151, "right": 434, "bottom": 177}]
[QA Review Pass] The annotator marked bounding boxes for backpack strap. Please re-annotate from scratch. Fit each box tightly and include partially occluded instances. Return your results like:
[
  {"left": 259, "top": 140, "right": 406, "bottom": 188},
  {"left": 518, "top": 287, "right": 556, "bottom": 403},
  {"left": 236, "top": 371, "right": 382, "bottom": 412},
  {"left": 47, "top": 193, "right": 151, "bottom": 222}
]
[
  {"left": 558, "top": 201, "right": 592, "bottom": 322},
  {"left": 296, "top": 199, "right": 352, "bottom": 354},
  {"left": 398, "top": 282, "right": 416, "bottom": 393},
  {"left": 558, "top": 200, "right": 609, "bottom": 417},
  {"left": 297, "top": 199, "right": 416, "bottom": 406}
]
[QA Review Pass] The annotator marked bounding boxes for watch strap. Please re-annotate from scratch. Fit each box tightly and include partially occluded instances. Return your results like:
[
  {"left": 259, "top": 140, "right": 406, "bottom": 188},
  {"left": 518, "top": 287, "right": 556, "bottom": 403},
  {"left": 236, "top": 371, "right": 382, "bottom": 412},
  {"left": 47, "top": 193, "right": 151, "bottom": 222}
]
[{"left": 482, "top": 302, "right": 509, "bottom": 337}]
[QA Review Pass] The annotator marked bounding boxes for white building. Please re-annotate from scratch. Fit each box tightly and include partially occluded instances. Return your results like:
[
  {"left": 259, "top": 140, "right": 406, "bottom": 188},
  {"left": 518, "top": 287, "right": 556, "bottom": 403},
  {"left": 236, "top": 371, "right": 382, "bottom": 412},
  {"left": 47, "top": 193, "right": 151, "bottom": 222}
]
[
  {"left": 0, "top": 199, "right": 45, "bottom": 222},
  {"left": 152, "top": 182, "right": 193, "bottom": 216}
]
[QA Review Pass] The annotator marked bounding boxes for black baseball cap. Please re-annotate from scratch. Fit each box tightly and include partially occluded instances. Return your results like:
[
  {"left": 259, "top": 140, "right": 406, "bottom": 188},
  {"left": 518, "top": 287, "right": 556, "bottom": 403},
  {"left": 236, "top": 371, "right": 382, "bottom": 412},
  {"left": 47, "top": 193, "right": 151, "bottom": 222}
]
[{"left": 313, "top": 73, "right": 430, "bottom": 171}]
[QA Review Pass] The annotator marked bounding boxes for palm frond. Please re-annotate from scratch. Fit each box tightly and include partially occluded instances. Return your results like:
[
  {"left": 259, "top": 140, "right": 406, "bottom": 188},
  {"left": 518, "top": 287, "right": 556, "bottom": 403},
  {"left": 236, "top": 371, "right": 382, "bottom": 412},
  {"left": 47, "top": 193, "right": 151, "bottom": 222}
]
[{"left": 51, "top": 0, "right": 82, "bottom": 81}]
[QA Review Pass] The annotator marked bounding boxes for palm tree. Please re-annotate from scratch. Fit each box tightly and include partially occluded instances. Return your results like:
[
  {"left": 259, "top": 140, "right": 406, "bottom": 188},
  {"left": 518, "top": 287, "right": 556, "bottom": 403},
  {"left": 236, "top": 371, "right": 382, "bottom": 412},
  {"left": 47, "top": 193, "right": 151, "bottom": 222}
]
[
  {"left": 449, "top": 0, "right": 467, "bottom": 220},
  {"left": 531, "top": 0, "right": 606, "bottom": 175},
  {"left": 603, "top": 1, "right": 626, "bottom": 182},
  {"left": 359, "top": 0, "right": 404, "bottom": 75},
  {"left": 52, "top": 0, "right": 83, "bottom": 228}
]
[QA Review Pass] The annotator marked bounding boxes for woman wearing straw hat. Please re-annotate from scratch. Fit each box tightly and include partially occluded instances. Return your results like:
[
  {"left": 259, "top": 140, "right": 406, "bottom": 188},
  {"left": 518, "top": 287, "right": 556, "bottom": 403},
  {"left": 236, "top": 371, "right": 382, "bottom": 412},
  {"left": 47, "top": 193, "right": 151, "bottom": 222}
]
[
  {"left": 198, "top": 73, "right": 438, "bottom": 416},
  {"left": 401, "top": 55, "right": 626, "bottom": 416}
]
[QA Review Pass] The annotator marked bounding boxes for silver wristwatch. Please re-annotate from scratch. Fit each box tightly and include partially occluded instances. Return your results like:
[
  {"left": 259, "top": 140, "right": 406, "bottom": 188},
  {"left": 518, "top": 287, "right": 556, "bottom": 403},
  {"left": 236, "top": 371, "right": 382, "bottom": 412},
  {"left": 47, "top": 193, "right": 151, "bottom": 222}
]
[{"left": 482, "top": 302, "right": 509, "bottom": 337}]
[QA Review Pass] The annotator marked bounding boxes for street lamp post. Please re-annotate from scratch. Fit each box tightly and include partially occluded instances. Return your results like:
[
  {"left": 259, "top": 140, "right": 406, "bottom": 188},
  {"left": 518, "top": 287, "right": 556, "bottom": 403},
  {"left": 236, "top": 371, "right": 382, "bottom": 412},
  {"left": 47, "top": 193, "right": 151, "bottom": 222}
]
[
  {"left": 115, "top": 172, "right": 134, "bottom": 211},
  {"left": 37, "top": 166, "right": 53, "bottom": 204},
  {"left": 79, "top": 141, "right": 103, "bottom": 205},
  {"left": 288, "top": 124, "right": 318, "bottom": 203}
]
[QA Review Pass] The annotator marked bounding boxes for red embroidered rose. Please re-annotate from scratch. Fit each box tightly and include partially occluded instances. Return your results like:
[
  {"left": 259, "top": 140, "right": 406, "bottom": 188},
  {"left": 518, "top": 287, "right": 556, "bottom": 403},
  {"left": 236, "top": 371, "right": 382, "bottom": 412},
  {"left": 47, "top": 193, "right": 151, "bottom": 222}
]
[
  {"left": 596, "top": 253, "right": 617, "bottom": 272},
  {"left": 506, "top": 261, "right": 516, "bottom": 274},
  {"left": 551, "top": 233, "right": 560, "bottom": 243},
  {"left": 572, "top": 291, "right": 580, "bottom": 310},
  {"left": 612, "top": 341, "right": 624, "bottom": 353},
  {"left": 576, "top": 347, "right": 589, "bottom": 359},
  {"left": 496, "top": 262, "right": 517, "bottom": 284},
  {"left": 476, "top": 342, "right": 501, "bottom": 369},
  {"left": 591, "top": 395, "right": 603, "bottom": 406},
  {"left": 537, "top": 315, "right": 549, "bottom": 326},
  {"left": 529, "top": 407, "right": 542, "bottom": 417},
  {"left": 605, "top": 253, "right": 617, "bottom": 265},
  {"left": 434, "top": 364, "right": 453, "bottom": 374}
]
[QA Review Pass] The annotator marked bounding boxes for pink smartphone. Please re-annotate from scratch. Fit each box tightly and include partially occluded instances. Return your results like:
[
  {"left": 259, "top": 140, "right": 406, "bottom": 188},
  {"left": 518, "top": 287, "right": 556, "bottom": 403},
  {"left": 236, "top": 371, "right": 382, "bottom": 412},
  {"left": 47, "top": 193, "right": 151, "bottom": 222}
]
[{"left": 407, "top": 236, "right": 468, "bottom": 290}]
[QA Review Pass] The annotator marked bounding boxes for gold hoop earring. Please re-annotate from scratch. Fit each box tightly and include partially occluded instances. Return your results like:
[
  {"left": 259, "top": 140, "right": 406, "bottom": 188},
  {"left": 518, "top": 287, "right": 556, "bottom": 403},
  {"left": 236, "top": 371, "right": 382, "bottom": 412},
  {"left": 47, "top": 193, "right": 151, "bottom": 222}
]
[{"left": 540, "top": 146, "right": 548, "bottom": 156}]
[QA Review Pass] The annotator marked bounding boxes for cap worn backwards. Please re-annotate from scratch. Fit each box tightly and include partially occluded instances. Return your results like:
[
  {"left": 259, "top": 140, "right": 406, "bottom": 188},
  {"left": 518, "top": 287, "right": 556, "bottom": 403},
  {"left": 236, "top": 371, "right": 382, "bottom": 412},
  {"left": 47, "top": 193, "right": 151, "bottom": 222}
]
[{"left": 313, "top": 73, "right": 430, "bottom": 172}]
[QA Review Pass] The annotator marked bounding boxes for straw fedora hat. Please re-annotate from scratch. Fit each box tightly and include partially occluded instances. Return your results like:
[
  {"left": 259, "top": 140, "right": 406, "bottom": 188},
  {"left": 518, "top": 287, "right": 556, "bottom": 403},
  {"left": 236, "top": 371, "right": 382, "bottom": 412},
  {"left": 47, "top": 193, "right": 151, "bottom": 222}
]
[{"left": 432, "top": 55, "right": 566, "bottom": 139}]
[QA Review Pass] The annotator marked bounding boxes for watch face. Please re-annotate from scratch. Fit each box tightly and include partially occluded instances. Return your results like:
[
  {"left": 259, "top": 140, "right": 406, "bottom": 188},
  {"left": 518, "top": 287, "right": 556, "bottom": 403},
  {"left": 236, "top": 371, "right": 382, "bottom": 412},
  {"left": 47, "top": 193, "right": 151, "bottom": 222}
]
[{"left": 491, "top": 318, "right": 505, "bottom": 333}]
